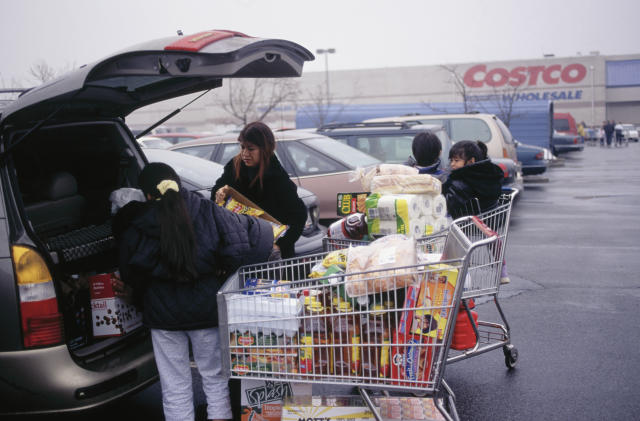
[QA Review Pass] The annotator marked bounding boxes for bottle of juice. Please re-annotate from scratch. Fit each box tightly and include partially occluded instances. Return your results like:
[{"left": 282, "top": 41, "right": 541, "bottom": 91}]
[
  {"left": 360, "top": 304, "right": 391, "bottom": 380},
  {"left": 298, "top": 300, "right": 330, "bottom": 378},
  {"left": 331, "top": 301, "right": 361, "bottom": 377}
]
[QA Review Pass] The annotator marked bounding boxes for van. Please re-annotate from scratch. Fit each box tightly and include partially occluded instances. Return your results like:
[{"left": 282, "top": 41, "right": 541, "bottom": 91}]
[
  {"left": 553, "top": 112, "right": 578, "bottom": 135},
  {"left": 0, "top": 30, "right": 312, "bottom": 415}
]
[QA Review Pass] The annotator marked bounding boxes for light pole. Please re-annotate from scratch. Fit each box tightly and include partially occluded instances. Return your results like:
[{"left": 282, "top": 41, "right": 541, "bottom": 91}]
[
  {"left": 590, "top": 65, "right": 595, "bottom": 127},
  {"left": 316, "top": 48, "right": 336, "bottom": 104}
]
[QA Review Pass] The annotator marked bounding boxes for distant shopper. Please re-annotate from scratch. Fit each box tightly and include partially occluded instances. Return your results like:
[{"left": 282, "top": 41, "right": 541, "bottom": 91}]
[
  {"left": 408, "top": 131, "right": 445, "bottom": 178},
  {"left": 614, "top": 121, "right": 624, "bottom": 147},
  {"left": 603, "top": 120, "right": 615, "bottom": 147},
  {"left": 212, "top": 121, "right": 307, "bottom": 259}
]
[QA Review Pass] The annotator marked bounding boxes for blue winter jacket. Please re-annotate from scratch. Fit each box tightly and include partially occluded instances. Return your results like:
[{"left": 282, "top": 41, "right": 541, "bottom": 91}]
[{"left": 114, "top": 190, "right": 273, "bottom": 330}]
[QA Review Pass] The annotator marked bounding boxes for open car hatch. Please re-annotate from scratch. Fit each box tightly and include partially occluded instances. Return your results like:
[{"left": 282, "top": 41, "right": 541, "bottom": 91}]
[{"left": 0, "top": 30, "right": 314, "bottom": 127}]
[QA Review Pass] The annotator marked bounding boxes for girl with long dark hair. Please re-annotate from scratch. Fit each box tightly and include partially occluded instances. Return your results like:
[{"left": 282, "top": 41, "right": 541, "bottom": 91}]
[
  {"left": 213, "top": 121, "right": 307, "bottom": 259},
  {"left": 114, "top": 162, "right": 274, "bottom": 421}
]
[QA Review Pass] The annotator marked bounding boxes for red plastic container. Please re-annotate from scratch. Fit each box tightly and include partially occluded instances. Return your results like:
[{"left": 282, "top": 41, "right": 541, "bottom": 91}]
[{"left": 450, "top": 301, "right": 478, "bottom": 351}]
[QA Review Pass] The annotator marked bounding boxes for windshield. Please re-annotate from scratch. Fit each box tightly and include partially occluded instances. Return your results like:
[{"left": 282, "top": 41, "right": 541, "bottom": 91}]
[
  {"left": 144, "top": 149, "right": 223, "bottom": 189},
  {"left": 554, "top": 118, "right": 570, "bottom": 131},
  {"left": 300, "top": 136, "right": 380, "bottom": 168}
]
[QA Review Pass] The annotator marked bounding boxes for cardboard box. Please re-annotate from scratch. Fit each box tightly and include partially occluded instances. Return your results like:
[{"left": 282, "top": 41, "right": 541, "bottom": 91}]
[
  {"left": 90, "top": 273, "right": 142, "bottom": 337},
  {"left": 224, "top": 186, "right": 282, "bottom": 225},
  {"left": 336, "top": 192, "right": 370, "bottom": 216},
  {"left": 240, "top": 379, "right": 311, "bottom": 421},
  {"left": 282, "top": 395, "right": 375, "bottom": 421}
]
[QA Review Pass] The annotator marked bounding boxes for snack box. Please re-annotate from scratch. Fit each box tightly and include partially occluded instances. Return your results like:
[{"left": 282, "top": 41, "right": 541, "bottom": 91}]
[
  {"left": 282, "top": 395, "right": 375, "bottom": 421},
  {"left": 412, "top": 264, "right": 458, "bottom": 340},
  {"left": 390, "top": 330, "right": 434, "bottom": 388},
  {"left": 89, "top": 273, "right": 142, "bottom": 337},
  {"left": 240, "top": 379, "right": 311, "bottom": 421},
  {"left": 222, "top": 186, "right": 288, "bottom": 240}
]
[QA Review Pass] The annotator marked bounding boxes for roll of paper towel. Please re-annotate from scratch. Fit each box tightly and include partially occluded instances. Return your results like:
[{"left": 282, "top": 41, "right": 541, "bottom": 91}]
[
  {"left": 432, "top": 194, "right": 447, "bottom": 218},
  {"left": 432, "top": 215, "right": 449, "bottom": 233}
]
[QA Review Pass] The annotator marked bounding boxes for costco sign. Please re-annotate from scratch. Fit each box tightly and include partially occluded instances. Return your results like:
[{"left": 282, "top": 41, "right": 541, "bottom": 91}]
[{"left": 463, "top": 63, "right": 587, "bottom": 87}]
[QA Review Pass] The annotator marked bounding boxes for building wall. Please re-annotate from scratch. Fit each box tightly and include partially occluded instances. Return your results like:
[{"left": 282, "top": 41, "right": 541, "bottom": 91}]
[{"left": 126, "top": 53, "right": 640, "bottom": 133}]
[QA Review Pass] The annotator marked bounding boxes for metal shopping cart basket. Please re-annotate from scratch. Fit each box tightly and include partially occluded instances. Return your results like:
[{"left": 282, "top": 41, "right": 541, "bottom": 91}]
[
  {"left": 323, "top": 188, "right": 519, "bottom": 369},
  {"left": 217, "top": 219, "right": 498, "bottom": 421}
]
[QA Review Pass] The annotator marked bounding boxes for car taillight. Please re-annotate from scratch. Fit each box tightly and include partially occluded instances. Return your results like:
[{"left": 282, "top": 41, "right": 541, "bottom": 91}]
[
  {"left": 497, "top": 163, "right": 509, "bottom": 178},
  {"left": 535, "top": 151, "right": 544, "bottom": 160},
  {"left": 12, "top": 245, "right": 63, "bottom": 348},
  {"left": 573, "top": 137, "right": 579, "bottom": 144}
]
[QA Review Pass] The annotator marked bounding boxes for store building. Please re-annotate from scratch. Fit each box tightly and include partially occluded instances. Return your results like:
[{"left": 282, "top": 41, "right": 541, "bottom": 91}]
[{"left": 126, "top": 53, "right": 640, "bottom": 132}]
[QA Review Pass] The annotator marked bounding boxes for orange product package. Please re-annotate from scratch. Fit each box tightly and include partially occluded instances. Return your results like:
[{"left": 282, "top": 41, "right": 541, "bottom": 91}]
[{"left": 411, "top": 264, "right": 458, "bottom": 341}]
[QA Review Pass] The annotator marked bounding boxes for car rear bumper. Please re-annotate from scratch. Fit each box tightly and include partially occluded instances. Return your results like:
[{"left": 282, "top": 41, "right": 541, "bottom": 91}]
[
  {"left": 522, "top": 163, "right": 548, "bottom": 175},
  {"left": 295, "top": 225, "right": 327, "bottom": 256}
]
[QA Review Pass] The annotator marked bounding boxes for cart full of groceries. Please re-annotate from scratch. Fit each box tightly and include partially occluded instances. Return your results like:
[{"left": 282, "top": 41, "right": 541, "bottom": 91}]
[
  {"left": 217, "top": 214, "right": 499, "bottom": 421},
  {"left": 324, "top": 164, "right": 520, "bottom": 370}
]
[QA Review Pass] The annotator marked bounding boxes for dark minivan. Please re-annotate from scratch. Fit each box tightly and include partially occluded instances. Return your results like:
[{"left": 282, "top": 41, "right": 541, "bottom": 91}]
[{"left": 0, "top": 30, "right": 312, "bottom": 415}]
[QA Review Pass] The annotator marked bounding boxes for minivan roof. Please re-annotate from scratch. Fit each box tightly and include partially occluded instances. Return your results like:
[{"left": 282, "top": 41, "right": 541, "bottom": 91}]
[{"left": 1, "top": 30, "right": 313, "bottom": 126}]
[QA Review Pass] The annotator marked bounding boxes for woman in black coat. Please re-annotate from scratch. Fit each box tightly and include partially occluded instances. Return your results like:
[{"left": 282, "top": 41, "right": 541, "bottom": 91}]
[{"left": 212, "top": 121, "right": 307, "bottom": 259}]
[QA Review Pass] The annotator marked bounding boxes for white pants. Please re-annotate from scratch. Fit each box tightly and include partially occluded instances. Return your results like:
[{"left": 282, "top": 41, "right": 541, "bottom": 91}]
[{"left": 151, "top": 327, "right": 232, "bottom": 421}]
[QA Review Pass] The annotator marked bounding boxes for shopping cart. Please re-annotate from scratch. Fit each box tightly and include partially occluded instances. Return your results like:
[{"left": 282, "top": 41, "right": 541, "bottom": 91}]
[
  {"left": 323, "top": 189, "right": 519, "bottom": 369},
  {"left": 217, "top": 218, "right": 498, "bottom": 421}
]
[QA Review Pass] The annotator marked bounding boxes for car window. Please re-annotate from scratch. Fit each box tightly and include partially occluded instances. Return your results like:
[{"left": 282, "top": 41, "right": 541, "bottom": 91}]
[
  {"left": 282, "top": 141, "right": 347, "bottom": 176},
  {"left": 299, "top": 136, "right": 380, "bottom": 168},
  {"left": 495, "top": 118, "right": 515, "bottom": 144},
  {"left": 554, "top": 118, "right": 570, "bottom": 131},
  {"left": 173, "top": 144, "right": 215, "bottom": 159},
  {"left": 219, "top": 144, "right": 240, "bottom": 164},
  {"left": 448, "top": 118, "right": 492, "bottom": 143},
  {"left": 352, "top": 135, "right": 413, "bottom": 163}
]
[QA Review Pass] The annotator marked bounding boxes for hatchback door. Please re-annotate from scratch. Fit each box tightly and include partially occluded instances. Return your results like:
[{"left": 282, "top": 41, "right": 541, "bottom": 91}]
[{"left": 0, "top": 30, "right": 313, "bottom": 128}]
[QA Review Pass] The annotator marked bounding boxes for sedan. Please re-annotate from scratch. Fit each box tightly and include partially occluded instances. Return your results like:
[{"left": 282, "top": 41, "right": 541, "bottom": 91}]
[
  {"left": 551, "top": 131, "right": 585, "bottom": 154},
  {"left": 168, "top": 130, "right": 381, "bottom": 224},
  {"left": 143, "top": 148, "right": 325, "bottom": 256},
  {"left": 151, "top": 132, "right": 211, "bottom": 145},
  {"left": 515, "top": 140, "right": 550, "bottom": 176},
  {"left": 137, "top": 136, "right": 174, "bottom": 149}
]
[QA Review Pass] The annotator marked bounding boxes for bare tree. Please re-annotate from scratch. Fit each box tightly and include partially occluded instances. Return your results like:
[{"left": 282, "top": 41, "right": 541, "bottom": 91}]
[
  {"left": 297, "top": 80, "right": 359, "bottom": 128},
  {"left": 441, "top": 64, "right": 476, "bottom": 113},
  {"left": 480, "top": 84, "right": 526, "bottom": 127},
  {"left": 29, "top": 60, "right": 58, "bottom": 84},
  {"left": 221, "top": 78, "right": 299, "bottom": 125}
]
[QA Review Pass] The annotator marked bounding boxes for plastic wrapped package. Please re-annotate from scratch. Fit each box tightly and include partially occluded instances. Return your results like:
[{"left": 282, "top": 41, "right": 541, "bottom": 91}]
[
  {"left": 369, "top": 174, "right": 442, "bottom": 195},
  {"left": 352, "top": 163, "right": 418, "bottom": 191},
  {"left": 109, "top": 187, "right": 146, "bottom": 215},
  {"left": 345, "top": 235, "right": 418, "bottom": 297}
]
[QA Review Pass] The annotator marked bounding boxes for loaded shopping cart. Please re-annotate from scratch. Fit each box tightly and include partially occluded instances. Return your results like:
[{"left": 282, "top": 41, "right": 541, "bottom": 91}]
[
  {"left": 217, "top": 217, "right": 499, "bottom": 421},
  {"left": 324, "top": 189, "right": 519, "bottom": 369}
]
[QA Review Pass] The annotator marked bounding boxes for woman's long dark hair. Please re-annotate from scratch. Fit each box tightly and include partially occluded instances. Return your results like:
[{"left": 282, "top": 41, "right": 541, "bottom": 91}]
[
  {"left": 233, "top": 121, "right": 276, "bottom": 190},
  {"left": 139, "top": 163, "right": 198, "bottom": 283}
]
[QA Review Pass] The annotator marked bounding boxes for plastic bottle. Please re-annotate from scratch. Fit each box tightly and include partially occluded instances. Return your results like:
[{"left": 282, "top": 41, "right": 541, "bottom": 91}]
[
  {"left": 360, "top": 304, "right": 391, "bottom": 380},
  {"left": 331, "top": 301, "right": 361, "bottom": 376},
  {"left": 298, "top": 300, "right": 330, "bottom": 377},
  {"left": 328, "top": 213, "right": 368, "bottom": 240}
]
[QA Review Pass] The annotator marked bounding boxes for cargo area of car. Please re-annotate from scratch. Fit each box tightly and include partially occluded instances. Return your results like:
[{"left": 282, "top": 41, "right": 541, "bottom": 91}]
[{"left": 9, "top": 121, "right": 147, "bottom": 359}]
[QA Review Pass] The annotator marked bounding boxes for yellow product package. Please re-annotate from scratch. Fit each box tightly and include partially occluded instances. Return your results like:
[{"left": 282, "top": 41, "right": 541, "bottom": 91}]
[{"left": 224, "top": 197, "right": 265, "bottom": 217}]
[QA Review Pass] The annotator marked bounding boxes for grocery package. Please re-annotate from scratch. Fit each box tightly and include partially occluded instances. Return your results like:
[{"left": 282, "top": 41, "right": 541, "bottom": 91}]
[
  {"left": 89, "top": 272, "right": 142, "bottom": 337},
  {"left": 345, "top": 235, "right": 418, "bottom": 297},
  {"left": 328, "top": 212, "right": 368, "bottom": 240},
  {"left": 378, "top": 397, "right": 446, "bottom": 421},
  {"left": 366, "top": 193, "right": 448, "bottom": 237},
  {"left": 331, "top": 301, "right": 361, "bottom": 376},
  {"left": 370, "top": 173, "right": 442, "bottom": 195},
  {"left": 230, "top": 331, "right": 298, "bottom": 375},
  {"left": 353, "top": 163, "right": 419, "bottom": 191},
  {"left": 411, "top": 264, "right": 459, "bottom": 340},
  {"left": 240, "top": 380, "right": 311, "bottom": 421},
  {"left": 360, "top": 304, "right": 391, "bottom": 380},
  {"left": 390, "top": 330, "right": 434, "bottom": 387},
  {"left": 243, "top": 278, "right": 294, "bottom": 298},
  {"left": 60, "top": 274, "right": 91, "bottom": 349},
  {"left": 298, "top": 300, "right": 331, "bottom": 376},
  {"left": 219, "top": 186, "right": 289, "bottom": 241},
  {"left": 109, "top": 187, "right": 146, "bottom": 215},
  {"left": 336, "top": 192, "right": 370, "bottom": 216},
  {"left": 282, "top": 395, "right": 376, "bottom": 421}
]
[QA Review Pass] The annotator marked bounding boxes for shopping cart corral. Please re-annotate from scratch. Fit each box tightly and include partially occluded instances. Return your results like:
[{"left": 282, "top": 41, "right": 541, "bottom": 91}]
[
  {"left": 323, "top": 189, "right": 519, "bottom": 370},
  {"left": 217, "top": 219, "right": 499, "bottom": 421}
]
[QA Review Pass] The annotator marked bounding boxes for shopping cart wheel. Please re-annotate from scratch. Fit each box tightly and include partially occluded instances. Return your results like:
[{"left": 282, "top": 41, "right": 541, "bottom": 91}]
[{"left": 503, "top": 344, "right": 518, "bottom": 369}]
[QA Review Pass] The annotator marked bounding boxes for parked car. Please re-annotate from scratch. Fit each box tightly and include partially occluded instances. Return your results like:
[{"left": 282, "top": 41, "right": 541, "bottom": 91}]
[
  {"left": 143, "top": 149, "right": 325, "bottom": 256},
  {"left": 137, "top": 136, "right": 174, "bottom": 149},
  {"left": 150, "top": 132, "right": 211, "bottom": 145},
  {"left": 0, "top": 29, "right": 312, "bottom": 415},
  {"left": 168, "top": 130, "right": 381, "bottom": 224},
  {"left": 515, "top": 140, "right": 550, "bottom": 176},
  {"left": 551, "top": 130, "right": 585, "bottom": 154},
  {"left": 553, "top": 112, "right": 578, "bottom": 135},
  {"left": 621, "top": 124, "right": 639, "bottom": 142}
]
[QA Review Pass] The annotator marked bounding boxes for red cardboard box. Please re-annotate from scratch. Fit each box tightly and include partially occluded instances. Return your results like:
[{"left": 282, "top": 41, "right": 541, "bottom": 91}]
[
  {"left": 390, "top": 330, "right": 433, "bottom": 387},
  {"left": 90, "top": 273, "right": 142, "bottom": 337}
]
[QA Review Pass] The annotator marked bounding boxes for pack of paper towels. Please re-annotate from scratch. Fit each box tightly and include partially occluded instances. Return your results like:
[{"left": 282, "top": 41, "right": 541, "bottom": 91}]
[{"left": 366, "top": 192, "right": 449, "bottom": 237}]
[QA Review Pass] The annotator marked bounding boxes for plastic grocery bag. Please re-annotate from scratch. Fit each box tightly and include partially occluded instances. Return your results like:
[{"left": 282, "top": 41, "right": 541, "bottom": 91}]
[{"left": 109, "top": 188, "right": 146, "bottom": 215}]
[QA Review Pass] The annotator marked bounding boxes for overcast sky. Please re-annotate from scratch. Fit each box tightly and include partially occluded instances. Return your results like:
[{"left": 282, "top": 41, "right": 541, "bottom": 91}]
[{"left": 1, "top": 0, "right": 639, "bottom": 87}]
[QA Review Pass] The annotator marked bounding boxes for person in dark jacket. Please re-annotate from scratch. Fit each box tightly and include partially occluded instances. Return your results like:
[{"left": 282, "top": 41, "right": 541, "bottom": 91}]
[
  {"left": 408, "top": 131, "right": 446, "bottom": 179},
  {"left": 212, "top": 121, "right": 307, "bottom": 259},
  {"left": 113, "top": 162, "right": 273, "bottom": 421},
  {"left": 442, "top": 140, "right": 511, "bottom": 284}
]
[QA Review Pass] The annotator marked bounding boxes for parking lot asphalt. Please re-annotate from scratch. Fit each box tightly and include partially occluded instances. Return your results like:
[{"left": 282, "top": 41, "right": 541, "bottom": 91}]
[{"left": 447, "top": 143, "right": 640, "bottom": 420}]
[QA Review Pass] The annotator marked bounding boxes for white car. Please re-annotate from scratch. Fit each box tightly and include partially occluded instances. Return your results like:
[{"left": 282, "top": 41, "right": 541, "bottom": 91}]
[
  {"left": 137, "top": 136, "right": 174, "bottom": 149},
  {"left": 621, "top": 124, "right": 639, "bottom": 142}
]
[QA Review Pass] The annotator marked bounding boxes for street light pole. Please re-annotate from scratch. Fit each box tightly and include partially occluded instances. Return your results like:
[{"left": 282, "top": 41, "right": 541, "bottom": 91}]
[
  {"left": 316, "top": 48, "right": 336, "bottom": 104},
  {"left": 590, "top": 65, "right": 595, "bottom": 127}
]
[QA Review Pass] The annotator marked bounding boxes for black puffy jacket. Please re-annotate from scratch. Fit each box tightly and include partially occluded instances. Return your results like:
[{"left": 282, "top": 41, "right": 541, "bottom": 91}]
[
  {"left": 114, "top": 190, "right": 273, "bottom": 330},
  {"left": 212, "top": 155, "right": 306, "bottom": 258},
  {"left": 442, "top": 160, "right": 504, "bottom": 219}
]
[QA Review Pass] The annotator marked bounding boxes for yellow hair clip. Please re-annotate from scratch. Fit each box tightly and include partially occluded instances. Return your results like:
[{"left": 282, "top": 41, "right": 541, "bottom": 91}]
[{"left": 157, "top": 179, "right": 179, "bottom": 196}]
